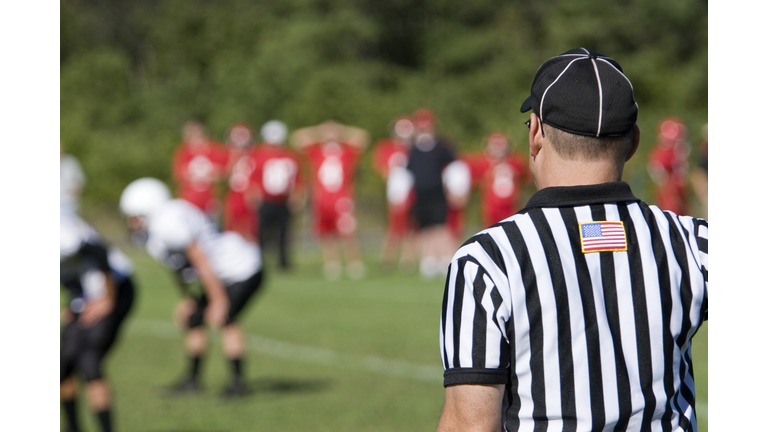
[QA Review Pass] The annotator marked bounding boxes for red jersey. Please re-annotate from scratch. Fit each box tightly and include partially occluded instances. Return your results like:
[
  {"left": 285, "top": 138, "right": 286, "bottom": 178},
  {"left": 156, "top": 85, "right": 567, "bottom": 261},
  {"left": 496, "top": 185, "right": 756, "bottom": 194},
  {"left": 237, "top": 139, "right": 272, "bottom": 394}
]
[
  {"left": 372, "top": 139, "right": 409, "bottom": 178},
  {"left": 250, "top": 144, "right": 302, "bottom": 204},
  {"left": 464, "top": 152, "right": 529, "bottom": 227},
  {"left": 305, "top": 141, "right": 361, "bottom": 212},
  {"left": 172, "top": 141, "right": 229, "bottom": 212},
  {"left": 648, "top": 142, "right": 689, "bottom": 214},
  {"left": 223, "top": 147, "right": 258, "bottom": 239},
  {"left": 373, "top": 138, "right": 414, "bottom": 236}
]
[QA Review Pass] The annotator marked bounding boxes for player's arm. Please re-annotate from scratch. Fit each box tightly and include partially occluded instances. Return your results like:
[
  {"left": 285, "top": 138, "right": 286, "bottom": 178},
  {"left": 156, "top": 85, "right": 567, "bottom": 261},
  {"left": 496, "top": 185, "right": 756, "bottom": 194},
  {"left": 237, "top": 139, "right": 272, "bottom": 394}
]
[
  {"left": 438, "top": 251, "right": 511, "bottom": 432},
  {"left": 436, "top": 384, "right": 505, "bottom": 432},
  {"left": 289, "top": 125, "right": 321, "bottom": 149},
  {"left": 340, "top": 125, "right": 370, "bottom": 150},
  {"left": 185, "top": 241, "right": 229, "bottom": 327},
  {"left": 79, "top": 242, "right": 117, "bottom": 327}
]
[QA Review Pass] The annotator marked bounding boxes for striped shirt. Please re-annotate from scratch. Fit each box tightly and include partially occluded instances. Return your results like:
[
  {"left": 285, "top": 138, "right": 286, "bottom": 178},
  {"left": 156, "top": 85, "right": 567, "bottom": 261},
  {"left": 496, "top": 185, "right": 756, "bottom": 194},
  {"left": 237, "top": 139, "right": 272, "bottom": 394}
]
[{"left": 440, "top": 182, "right": 708, "bottom": 432}]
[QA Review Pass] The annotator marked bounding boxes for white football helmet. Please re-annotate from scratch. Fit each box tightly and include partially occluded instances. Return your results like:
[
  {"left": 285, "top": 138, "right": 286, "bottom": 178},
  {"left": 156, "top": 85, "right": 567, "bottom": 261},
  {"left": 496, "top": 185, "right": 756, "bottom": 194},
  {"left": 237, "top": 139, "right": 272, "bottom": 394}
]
[
  {"left": 261, "top": 120, "right": 288, "bottom": 145},
  {"left": 119, "top": 177, "right": 172, "bottom": 218}
]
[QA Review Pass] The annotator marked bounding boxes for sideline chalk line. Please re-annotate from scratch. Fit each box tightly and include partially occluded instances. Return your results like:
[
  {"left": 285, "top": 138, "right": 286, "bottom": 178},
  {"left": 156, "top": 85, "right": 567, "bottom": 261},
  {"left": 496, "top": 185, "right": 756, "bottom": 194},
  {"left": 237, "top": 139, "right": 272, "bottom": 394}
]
[{"left": 128, "top": 318, "right": 444, "bottom": 383}]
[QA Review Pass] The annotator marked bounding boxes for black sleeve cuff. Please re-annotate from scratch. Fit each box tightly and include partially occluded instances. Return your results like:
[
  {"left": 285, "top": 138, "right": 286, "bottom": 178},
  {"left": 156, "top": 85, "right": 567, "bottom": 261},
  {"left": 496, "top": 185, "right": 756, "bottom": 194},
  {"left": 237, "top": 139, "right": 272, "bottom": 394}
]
[{"left": 443, "top": 368, "right": 508, "bottom": 387}]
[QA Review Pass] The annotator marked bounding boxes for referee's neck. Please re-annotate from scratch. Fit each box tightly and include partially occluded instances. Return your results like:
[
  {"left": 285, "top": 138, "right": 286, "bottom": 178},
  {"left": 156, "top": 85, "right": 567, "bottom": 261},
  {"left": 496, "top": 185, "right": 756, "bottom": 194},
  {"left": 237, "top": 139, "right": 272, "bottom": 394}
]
[
  {"left": 529, "top": 124, "right": 640, "bottom": 190},
  {"left": 533, "top": 156, "right": 625, "bottom": 189}
]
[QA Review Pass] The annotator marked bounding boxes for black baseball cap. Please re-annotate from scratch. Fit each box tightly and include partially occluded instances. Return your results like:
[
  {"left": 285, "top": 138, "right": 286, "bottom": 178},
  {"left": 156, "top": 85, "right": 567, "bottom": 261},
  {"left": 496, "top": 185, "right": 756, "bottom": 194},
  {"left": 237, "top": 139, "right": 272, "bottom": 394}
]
[{"left": 520, "top": 48, "right": 638, "bottom": 137}]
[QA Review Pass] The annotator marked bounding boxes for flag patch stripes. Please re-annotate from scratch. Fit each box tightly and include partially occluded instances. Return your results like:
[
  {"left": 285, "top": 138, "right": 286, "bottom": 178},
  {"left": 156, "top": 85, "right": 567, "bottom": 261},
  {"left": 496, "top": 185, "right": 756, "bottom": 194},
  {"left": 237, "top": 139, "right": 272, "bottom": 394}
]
[{"left": 579, "top": 221, "right": 627, "bottom": 253}]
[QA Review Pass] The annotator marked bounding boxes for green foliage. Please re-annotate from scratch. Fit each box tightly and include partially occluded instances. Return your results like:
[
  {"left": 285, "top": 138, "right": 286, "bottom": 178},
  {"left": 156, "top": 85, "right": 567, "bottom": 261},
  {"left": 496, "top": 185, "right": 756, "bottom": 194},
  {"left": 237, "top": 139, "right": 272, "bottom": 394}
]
[{"left": 61, "top": 0, "right": 707, "bottom": 219}]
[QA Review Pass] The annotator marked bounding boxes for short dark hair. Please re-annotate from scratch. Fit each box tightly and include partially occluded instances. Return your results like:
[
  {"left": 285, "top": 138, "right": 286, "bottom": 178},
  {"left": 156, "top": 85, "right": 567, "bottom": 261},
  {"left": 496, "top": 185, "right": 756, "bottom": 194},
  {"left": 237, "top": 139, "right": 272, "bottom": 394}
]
[{"left": 544, "top": 123, "right": 633, "bottom": 162}]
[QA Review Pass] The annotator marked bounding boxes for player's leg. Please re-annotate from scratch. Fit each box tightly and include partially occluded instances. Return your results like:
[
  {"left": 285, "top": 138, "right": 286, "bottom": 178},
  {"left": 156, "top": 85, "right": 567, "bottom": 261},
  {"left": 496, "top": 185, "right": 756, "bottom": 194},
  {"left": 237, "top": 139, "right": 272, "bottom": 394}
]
[
  {"left": 221, "top": 270, "right": 264, "bottom": 396},
  {"left": 319, "top": 235, "right": 342, "bottom": 279},
  {"left": 418, "top": 225, "right": 439, "bottom": 278},
  {"left": 379, "top": 230, "right": 398, "bottom": 269},
  {"left": 77, "top": 329, "right": 116, "bottom": 431},
  {"left": 335, "top": 201, "right": 364, "bottom": 279},
  {"left": 318, "top": 207, "right": 342, "bottom": 279},
  {"left": 379, "top": 206, "right": 403, "bottom": 269},
  {"left": 399, "top": 226, "right": 419, "bottom": 274},
  {"left": 169, "top": 294, "right": 208, "bottom": 392},
  {"left": 78, "top": 282, "right": 134, "bottom": 432},
  {"left": 61, "top": 318, "right": 83, "bottom": 432},
  {"left": 221, "top": 324, "right": 246, "bottom": 395},
  {"left": 258, "top": 202, "right": 269, "bottom": 249},
  {"left": 61, "top": 377, "right": 80, "bottom": 432},
  {"left": 342, "top": 234, "right": 365, "bottom": 280},
  {"left": 414, "top": 193, "right": 449, "bottom": 279},
  {"left": 85, "top": 379, "right": 112, "bottom": 432},
  {"left": 276, "top": 202, "right": 291, "bottom": 269}
]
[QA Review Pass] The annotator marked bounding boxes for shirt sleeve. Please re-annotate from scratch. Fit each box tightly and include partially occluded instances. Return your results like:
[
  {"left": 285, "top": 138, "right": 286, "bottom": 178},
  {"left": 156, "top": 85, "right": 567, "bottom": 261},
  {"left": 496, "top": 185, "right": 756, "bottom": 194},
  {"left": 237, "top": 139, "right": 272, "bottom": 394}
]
[
  {"left": 694, "top": 218, "right": 708, "bottom": 321},
  {"left": 440, "top": 244, "right": 511, "bottom": 387}
]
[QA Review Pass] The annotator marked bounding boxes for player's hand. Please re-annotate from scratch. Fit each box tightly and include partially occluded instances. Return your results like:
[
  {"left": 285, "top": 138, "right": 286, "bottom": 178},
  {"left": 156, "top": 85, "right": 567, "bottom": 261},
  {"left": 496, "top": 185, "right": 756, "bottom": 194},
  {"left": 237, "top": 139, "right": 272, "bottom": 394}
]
[
  {"left": 80, "top": 296, "right": 115, "bottom": 328},
  {"left": 174, "top": 298, "right": 197, "bottom": 328},
  {"left": 205, "top": 296, "right": 229, "bottom": 328},
  {"left": 61, "top": 308, "right": 73, "bottom": 324}
]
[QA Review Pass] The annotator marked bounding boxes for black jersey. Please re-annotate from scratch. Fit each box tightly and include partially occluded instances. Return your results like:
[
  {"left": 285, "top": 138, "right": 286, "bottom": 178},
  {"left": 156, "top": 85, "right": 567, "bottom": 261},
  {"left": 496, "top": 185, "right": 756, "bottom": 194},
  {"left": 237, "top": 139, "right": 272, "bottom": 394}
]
[
  {"left": 406, "top": 135, "right": 455, "bottom": 195},
  {"left": 60, "top": 210, "right": 133, "bottom": 311}
]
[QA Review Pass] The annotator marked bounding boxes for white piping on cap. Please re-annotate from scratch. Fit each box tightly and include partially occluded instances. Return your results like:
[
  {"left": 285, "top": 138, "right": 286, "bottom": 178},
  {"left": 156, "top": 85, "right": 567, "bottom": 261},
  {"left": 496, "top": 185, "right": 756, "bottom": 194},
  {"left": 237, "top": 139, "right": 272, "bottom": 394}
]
[
  {"left": 539, "top": 57, "right": 587, "bottom": 124},
  {"left": 591, "top": 58, "right": 604, "bottom": 137},
  {"left": 597, "top": 58, "right": 639, "bottom": 113}
]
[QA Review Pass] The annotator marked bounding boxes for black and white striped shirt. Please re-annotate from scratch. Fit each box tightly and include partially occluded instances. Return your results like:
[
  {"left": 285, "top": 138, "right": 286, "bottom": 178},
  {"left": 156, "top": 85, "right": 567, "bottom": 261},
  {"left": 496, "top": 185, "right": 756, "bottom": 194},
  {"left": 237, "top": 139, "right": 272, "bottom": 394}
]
[{"left": 440, "top": 182, "right": 708, "bottom": 432}]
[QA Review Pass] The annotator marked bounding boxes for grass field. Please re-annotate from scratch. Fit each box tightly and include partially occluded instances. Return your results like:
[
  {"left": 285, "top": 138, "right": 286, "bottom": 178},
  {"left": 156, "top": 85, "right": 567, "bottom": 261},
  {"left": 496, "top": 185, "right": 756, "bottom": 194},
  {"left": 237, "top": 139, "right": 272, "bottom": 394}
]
[{"left": 63, "top": 243, "right": 708, "bottom": 432}]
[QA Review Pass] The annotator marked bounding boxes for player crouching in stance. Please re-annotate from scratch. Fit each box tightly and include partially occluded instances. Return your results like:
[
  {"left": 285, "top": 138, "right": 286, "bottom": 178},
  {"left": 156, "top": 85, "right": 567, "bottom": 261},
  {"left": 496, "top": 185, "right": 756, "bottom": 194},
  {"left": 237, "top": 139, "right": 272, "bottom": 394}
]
[
  {"left": 60, "top": 209, "right": 136, "bottom": 432},
  {"left": 120, "top": 178, "right": 264, "bottom": 397}
]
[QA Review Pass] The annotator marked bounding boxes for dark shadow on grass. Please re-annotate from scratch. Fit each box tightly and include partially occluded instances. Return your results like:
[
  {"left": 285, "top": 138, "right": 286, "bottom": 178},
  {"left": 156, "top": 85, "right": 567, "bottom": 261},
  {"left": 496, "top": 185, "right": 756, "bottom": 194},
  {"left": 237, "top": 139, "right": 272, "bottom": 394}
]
[{"left": 249, "top": 377, "right": 334, "bottom": 394}]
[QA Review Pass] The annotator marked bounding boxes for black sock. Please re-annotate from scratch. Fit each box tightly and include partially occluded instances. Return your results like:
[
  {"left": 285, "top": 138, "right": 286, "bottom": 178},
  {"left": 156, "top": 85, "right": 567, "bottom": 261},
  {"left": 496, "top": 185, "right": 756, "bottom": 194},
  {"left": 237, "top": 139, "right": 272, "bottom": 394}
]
[
  {"left": 96, "top": 409, "right": 112, "bottom": 432},
  {"left": 63, "top": 399, "right": 79, "bottom": 432},
  {"left": 189, "top": 356, "right": 202, "bottom": 379},
  {"left": 230, "top": 358, "right": 242, "bottom": 380}
]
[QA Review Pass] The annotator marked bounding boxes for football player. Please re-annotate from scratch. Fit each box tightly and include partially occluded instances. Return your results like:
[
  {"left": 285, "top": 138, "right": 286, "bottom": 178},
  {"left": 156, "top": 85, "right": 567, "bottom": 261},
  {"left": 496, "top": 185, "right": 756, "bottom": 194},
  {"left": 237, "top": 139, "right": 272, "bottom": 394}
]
[
  {"left": 60, "top": 209, "right": 135, "bottom": 432},
  {"left": 120, "top": 178, "right": 264, "bottom": 396}
]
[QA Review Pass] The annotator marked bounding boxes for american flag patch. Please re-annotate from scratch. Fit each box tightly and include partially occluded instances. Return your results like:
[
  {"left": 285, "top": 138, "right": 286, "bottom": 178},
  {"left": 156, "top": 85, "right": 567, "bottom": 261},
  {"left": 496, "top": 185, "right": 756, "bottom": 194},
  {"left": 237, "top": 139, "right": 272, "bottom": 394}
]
[{"left": 579, "top": 221, "right": 627, "bottom": 253}]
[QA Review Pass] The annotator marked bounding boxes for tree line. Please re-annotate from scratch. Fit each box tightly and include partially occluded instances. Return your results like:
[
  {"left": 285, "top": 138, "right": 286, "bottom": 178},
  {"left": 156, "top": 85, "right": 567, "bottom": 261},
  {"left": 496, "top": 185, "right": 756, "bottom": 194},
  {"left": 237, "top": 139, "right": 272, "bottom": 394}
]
[{"left": 61, "top": 0, "right": 707, "bottom": 225}]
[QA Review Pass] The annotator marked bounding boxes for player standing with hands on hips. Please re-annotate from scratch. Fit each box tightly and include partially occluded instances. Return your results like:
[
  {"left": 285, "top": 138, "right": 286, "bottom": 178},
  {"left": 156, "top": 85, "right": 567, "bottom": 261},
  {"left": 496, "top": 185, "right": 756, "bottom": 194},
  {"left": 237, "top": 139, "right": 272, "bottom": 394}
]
[{"left": 437, "top": 48, "right": 707, "bottom": 431}]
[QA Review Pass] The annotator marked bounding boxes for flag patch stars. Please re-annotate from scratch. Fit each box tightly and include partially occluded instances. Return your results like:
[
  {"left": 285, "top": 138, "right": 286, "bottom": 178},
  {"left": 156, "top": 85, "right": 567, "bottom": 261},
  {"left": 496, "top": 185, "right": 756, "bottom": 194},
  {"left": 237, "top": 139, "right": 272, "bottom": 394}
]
[{"left": 579, "top": 221, "right": 627, "bottom": 253}]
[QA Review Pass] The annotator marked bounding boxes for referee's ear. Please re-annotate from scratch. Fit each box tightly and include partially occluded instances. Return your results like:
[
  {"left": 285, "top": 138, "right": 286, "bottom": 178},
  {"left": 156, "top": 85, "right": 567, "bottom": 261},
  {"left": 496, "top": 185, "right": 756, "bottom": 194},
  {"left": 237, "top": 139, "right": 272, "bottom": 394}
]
[
  {"left": 625, "top": 124, "right": 641, "bottom": 162},
  {"left": 528, "top": 113, "right": 543, "bottom": 162}
]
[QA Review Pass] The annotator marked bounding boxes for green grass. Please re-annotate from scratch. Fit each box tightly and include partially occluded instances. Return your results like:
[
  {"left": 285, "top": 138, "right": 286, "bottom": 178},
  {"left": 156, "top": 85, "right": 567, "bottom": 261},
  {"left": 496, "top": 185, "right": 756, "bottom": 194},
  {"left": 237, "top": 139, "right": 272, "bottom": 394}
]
[{"left": 64, "top": 245, "right": 708, "bottom": 432}]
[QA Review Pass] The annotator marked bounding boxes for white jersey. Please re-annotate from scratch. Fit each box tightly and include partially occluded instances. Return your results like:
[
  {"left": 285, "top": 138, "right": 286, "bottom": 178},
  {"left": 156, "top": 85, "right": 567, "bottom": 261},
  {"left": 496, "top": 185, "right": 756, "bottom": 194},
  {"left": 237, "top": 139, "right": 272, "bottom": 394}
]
[
  {"left": 386, "top": 166, "right": 414, "bottom": 206},
  {"left": 442, "top": 159, "right": 472, "bottom": 197},
  {"left": 146, "top": 199, "right": 261, "bottom": 285},
  {"left": 60, "top": 154, "right": 86, "bottom": 213},
  {"left": 60, "top": 210, "right": 133, "bottom": 305}
]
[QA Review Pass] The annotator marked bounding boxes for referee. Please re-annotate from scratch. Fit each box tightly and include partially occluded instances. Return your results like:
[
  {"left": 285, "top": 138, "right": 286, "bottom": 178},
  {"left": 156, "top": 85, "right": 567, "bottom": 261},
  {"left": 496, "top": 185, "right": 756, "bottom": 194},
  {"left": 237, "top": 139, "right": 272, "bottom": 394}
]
[{"left": 437, "top": 48, "right": 707, "bottom": 432}]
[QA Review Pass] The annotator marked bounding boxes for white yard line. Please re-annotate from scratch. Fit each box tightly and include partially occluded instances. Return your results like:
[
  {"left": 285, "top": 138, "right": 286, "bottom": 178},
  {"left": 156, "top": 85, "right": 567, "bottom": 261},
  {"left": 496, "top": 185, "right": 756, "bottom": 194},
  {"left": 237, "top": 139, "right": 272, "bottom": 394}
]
[
  {"left": 127, "top": 318, "right": 444, "bottom": 383},
  {"left": 127, "top": 318, "right": 709, "bottom": 420}
]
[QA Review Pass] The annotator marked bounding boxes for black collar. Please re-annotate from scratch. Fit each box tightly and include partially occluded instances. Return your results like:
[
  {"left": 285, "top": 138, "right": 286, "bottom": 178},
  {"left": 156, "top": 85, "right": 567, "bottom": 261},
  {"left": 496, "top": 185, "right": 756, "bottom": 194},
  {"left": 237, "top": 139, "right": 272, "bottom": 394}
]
[{"left": 522, "top": 181, "right": 640, "bottom": 210}]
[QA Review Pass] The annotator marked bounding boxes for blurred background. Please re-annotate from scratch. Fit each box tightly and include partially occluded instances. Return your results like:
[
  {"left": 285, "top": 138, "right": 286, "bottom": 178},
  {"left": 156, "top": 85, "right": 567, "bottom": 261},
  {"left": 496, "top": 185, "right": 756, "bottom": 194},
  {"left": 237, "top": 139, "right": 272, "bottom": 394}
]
[
  {"left": 59, "top": 1, "right": 708, "bottom": 431},
  {"left": 61, "top": 0, "right": 707, "bottom": 232}
]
